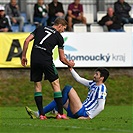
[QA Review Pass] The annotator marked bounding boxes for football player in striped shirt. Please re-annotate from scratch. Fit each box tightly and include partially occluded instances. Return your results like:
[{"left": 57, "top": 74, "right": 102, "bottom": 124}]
[{"left": 25, "top": 67, "right": 109, "bottom": 119}]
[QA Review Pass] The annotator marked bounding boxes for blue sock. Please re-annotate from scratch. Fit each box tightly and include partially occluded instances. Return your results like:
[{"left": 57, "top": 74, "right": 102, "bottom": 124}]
[
  {"left": 40, "top": 85, "right": 72, "bottom": 114},
  {"left": 62, "top": 85, "right": 72, "bottom": 104},
  {"left": 43, "top": 100, "right": 57, "bottom": 114}
]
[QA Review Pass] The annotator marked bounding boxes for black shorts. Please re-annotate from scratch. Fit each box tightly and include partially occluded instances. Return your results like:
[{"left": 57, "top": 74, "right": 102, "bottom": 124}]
[{"left": 30, "top": 62, "right": 59, "bottom": 82}]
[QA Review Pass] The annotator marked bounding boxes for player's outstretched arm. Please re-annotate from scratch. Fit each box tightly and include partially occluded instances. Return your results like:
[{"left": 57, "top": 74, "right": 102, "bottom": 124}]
[
  {"left": 69, "top": 68, "right": 91, "bottom": 87},
  {"left": 58, "top": 48, "right": 75, "bottom": 67}
]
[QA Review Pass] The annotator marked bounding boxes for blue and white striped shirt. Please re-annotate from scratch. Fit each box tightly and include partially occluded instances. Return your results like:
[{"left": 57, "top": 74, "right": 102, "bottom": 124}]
[{"left": 82, "top": 81, "right": 107, "bottom": 116}]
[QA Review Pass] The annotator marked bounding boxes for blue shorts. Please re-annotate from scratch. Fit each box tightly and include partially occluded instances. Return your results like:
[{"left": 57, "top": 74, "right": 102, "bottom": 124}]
[{"left": 66, "top": 105, "right": 88, "bottom": 118}]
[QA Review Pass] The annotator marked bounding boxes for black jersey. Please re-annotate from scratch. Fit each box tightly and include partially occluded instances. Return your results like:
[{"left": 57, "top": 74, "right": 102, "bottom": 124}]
[{"left": 31, "top": 26, "right": 64, "bottom": 64}]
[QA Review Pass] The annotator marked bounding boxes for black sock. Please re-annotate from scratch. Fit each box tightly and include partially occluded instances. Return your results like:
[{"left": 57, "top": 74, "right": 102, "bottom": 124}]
[
  {"left": 34, "top": 96, "right": 44, "bottom": 116},
  {"left": 54, "top": 97, "right": 63, "bottom": 115}
]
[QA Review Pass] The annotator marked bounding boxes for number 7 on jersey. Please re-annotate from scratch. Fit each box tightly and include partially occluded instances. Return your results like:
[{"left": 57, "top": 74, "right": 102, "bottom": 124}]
[{"left": 39, "top": 31, "right": 52, "bottom": 44}]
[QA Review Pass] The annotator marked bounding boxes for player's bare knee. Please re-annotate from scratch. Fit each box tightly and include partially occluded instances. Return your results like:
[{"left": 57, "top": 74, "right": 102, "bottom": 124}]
[
  {"left": 51, "top": 79, "right": 60, "bottom": 91},
  {"left": 34, "top": 82, "right": 42, "bottom": 92},
  {"left": 51, "top": 79, "right": 59, "bottom": 86}
]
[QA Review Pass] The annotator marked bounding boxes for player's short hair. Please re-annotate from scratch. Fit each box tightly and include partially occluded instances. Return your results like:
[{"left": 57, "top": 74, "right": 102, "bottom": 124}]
[
  {"left": 96, "top": 67, "right": 109, "bottom": 82},
  {"left": 54, "top": 17, "right": 68, "bottom": 26}
]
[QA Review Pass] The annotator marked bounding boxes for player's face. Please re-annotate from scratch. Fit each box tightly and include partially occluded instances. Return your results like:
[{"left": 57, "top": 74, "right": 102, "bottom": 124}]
[
  {"left": 93, "top": 71, "right": 103, "bottom": 82},
  {"left": 58, "top": 24, "right": 67, "bottom": 33}
]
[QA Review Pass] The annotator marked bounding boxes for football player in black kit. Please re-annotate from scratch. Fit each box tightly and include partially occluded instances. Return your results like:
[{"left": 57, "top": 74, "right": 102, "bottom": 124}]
[{"left": 21, "top": 18, "right": 75, "bottom": 120}]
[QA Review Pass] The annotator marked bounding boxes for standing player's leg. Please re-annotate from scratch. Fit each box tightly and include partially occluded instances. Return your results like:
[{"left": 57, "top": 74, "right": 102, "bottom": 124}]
[
  {"left": 43, "top": 85, "right": 73, "bottom": 114},
  {"left": 34, "top": 82, "right": 47, "bottom": 119},
  {"left": 25, "top": 100, "right": 57, "bottom": 119},
  {"left": 42, "top": 84, "right": 82, "bottom": 117},
  {"left": 25, "top": 85, "right": 76, "bottom": 119},
  {"left": 45, "top": 62, "right": 68, "bottom": 119},
  {"left": 43, "top": 85, "right": 82, "bottom": 118},
  {"left": 31, "top": 63, "right": 47, "bottom": 120},
  {"left": 50, "top": 79, "right": 64, "bottom": 117},
  {"left": 50, "top": 85, "right": 83, "bottom": 118}
]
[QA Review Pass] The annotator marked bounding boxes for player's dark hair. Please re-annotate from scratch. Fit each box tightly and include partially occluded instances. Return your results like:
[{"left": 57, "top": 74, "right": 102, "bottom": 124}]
[
  {"left": 54, "top": 17, "right": 68, "bottom": 26},
  {"left": 96, "top": 67, "right": 109, "bottom": 82}
]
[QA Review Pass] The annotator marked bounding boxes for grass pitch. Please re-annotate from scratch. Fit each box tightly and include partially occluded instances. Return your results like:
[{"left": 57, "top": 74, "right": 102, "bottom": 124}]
[
  {"left": 0, "top": 68, "right": 132, "bottom": 132},
  {"left": 0, "top": 106, "right": 132, "bottom": 133}
]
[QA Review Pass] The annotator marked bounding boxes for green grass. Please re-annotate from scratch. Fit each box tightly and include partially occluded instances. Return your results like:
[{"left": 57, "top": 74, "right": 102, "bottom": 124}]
[
  {"left": 0, "top": 68, "right": 133, "bottom": 106},
  {"left": 0, "top": 68, "right": 132, "bottom": 132},
  {"left": 0, "top": 106, "right": 132, "bottom": 133}
]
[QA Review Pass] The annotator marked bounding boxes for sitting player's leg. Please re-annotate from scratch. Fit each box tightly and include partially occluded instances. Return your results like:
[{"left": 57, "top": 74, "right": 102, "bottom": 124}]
[
  {"left": 62, "top": 85, "right": 83, "bottom": 118},
  {"left": 25, "top": 85, "right": 73, "bottom": 118},
  {"left": 43, "top": 85, "right": 73, "bottom": 113},
  {"left": 66, "top": 86, "right": 89, "bottom": 118},
  {"left": 33, "top": 84, "right": 72, "bottom": 119},
  {"left": 67, "top": 87, "right": 82, "bottom": 115},
  {"left": 62, "top": 85, "right": 73, "bottom": 105},
  {"left": 40, "top": 85, "right": 72, "bottom": 114},
  {"left": 25, "top": 100, "right": 57, "bottom": 119}
]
